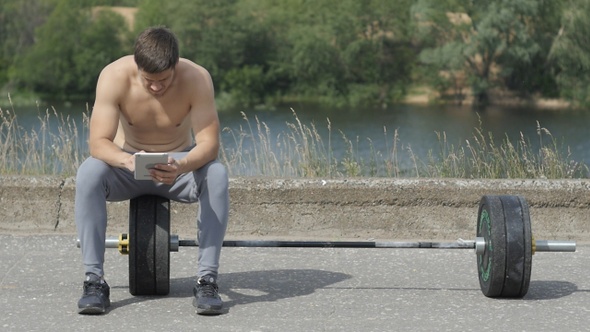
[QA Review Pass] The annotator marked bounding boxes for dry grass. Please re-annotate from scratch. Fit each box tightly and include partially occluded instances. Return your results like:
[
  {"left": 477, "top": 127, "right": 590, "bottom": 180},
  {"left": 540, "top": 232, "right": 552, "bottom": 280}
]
[
  {"left": 219, "top": 109, "right": 402, "bottom": 177},
  {"left": 0, "top": 96, "right": 88, "bottom": 176},
  {"left": 1, "top": 98, "right": 586, "bottom": 179},
  {"left": 219, "top": 108, "right": 588, "bottom": 179},
  {"left": 424, "top": 120, "right": 587, "bottom": 179}
]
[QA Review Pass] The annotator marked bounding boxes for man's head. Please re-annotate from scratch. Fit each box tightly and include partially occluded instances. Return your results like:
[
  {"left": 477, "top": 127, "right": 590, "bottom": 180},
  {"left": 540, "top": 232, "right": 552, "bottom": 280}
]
[
  {"left": 134, "top": 27, "right": 179, "bottom": 96},
  {"left": 134, "top": 27, "right": 179, "bottom": 74}
]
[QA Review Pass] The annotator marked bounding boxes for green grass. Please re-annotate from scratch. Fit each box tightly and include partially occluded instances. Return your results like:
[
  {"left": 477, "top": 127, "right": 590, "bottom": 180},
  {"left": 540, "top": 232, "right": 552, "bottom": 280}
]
[{"left": 1, "top": 98, "right": 587, "bottom": 178}]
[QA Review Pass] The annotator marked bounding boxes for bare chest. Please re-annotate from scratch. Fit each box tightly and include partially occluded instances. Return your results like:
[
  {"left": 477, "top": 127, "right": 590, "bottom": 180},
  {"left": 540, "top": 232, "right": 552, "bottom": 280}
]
[{"left": 119, "top": 91, "right": 191, "bottom": 131}]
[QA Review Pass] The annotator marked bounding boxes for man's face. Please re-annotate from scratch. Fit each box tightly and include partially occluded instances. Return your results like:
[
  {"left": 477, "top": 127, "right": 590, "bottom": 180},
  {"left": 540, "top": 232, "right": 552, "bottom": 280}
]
[{"left": 138, "top": 68, "right": 175, "bottom": 96}]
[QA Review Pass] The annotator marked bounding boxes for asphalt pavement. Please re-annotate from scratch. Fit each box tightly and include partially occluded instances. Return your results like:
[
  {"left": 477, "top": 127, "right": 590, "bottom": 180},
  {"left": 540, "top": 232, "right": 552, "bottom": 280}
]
[{"left": 1, "top": 234, "right": 589, "bottom": 332}]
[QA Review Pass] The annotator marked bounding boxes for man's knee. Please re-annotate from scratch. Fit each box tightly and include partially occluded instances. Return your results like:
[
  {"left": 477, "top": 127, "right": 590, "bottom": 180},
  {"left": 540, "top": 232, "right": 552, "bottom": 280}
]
[
  {"left": 207, "top": 161, "right": 228, "bottom": 184},
  {"left": 76, "top": 157, "right": 111, "bottom": 190},
  {"left": 198, "top": 162, "right": 229, "bottom": 206},
  {"left": 203, "top": 161, "right": 229, "bottom": 189}
]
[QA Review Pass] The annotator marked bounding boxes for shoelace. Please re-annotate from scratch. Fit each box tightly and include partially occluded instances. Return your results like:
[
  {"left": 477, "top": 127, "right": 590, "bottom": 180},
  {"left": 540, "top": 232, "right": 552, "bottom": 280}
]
[
  {"left": 197, "top": 281, "right": 218, "bottom": 297},
  {"left": 84, "top": 281, "right": 105, "bottom": 296}
]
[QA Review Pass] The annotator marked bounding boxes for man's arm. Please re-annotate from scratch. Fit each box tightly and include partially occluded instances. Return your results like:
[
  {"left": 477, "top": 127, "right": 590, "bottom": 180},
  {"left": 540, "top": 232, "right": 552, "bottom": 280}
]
[
  {"left": 176, "top": 64, "right": 221, "bottom": 174},
  {"left": 88, "top": 65, "right": 135, "bottom": 171}
]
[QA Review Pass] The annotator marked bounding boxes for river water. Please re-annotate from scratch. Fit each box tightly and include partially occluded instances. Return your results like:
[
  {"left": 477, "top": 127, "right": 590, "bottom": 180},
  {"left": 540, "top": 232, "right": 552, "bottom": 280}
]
[{"left": 4, "top": 100, "right": 590, "bottom": 176}]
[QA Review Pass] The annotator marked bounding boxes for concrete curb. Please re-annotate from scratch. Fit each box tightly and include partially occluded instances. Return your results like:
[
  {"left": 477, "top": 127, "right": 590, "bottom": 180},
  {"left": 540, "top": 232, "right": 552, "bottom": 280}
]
[{"left": 1, "top": 176, "right": 589, "bottom": 242}]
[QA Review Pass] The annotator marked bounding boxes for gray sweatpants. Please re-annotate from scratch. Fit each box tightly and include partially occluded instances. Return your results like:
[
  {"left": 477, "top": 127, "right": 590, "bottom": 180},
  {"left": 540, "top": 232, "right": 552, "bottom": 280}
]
[{"left": 75, "top": 154, "right": 229, "bottom": 279}]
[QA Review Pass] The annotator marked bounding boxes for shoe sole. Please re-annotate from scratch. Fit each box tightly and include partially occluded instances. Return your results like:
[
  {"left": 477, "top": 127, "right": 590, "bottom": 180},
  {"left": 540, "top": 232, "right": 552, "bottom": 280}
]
[
  {"left": 78, "top": 306, "right": 107, "bottom": 315},
  {"left": 196, "top": 307, "right": 223, "bottom": 315},
  {"left": 193, "top": 298, "right": 223, "bottom": 315}
]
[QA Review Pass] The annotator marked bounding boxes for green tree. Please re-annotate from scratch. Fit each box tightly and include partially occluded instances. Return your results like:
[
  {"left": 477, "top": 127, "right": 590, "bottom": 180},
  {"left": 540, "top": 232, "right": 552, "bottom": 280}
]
[
  {"left": 11, "top": 1, "right": 128, "bottom": 100},
  {"left": 548, "top": 0, "right": 590, "bottom": 107},
  {"left": 412, "top": 0, "right": 551, "bottom": 106},
  {"left": 0, "top": 0, "right": 55, "bottom": 90},
  {"left": 503, "top": 1, "right": 563, "bottom": 97},
  {"left": 134, "top": 0, "right": 417, "bottom": 109},
  {"left": 134, "top": 0, "right": 279, "bottom": 108},
  {"left": 89, "top": 0, "right": 139, "bottom": 5},
  {"left": 11, "top": 0, "right": 87, "bottom": 99},
  {"left": 265, "top": 0, "right": 416, "bottom": 108},
  {"left": 132, "top": 0, "right": 171, "bottom": 31},
  {"left": 73, "top": 9, "right": 130, "bottom": 94},
  {"left": 338, "top": 0, "right": 415, "bottom": 107}
]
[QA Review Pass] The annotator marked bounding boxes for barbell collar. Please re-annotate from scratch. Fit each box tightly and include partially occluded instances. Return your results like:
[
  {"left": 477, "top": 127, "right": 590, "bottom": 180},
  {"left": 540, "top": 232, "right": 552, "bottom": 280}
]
[{"left": 170, "top": 235, "right": 179, "bottom": 252}]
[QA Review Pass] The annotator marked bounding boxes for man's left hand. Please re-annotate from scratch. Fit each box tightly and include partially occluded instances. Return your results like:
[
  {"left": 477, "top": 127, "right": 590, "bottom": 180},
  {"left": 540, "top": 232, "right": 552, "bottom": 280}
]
[{"left": 149, "top": 157, "right": 181, "bottom": 185}]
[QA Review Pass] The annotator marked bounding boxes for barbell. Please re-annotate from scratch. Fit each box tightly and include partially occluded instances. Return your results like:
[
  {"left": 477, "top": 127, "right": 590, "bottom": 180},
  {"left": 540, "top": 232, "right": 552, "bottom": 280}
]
[{"left": 76, "top": 194, "right": 576, "bottom": 298}]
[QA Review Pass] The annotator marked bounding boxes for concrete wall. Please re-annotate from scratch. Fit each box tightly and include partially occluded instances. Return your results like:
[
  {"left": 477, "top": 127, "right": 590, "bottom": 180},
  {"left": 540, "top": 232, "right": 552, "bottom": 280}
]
[{"left": 1, "top": 176, "right": 589, "bottom": 242}]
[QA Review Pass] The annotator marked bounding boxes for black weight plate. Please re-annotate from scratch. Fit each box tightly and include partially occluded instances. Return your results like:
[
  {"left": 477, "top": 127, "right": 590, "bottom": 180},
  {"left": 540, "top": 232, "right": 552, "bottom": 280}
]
[
  {"left": 500, "top": 195, "right": 532, "bottom": 297},
  {"left": 477, "top": 195, "right": 506, "bottom": 297},
  {"left": 129, "top": 195, "right": 171, "bottom": 296},
  {"left": 477, "top": 195, "right": 532, "bottom": 298},
  {"left": 519, "top": 195, "right": 532, "bottom": 296}
]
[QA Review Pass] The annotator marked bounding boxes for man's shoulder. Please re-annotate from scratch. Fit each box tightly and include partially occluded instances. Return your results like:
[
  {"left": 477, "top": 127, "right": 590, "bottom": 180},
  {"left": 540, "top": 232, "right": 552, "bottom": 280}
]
[
  {"left": 100, "top": 56, "right": 136, "bottom": 84},
  {"left": 101, "top": 55, "right": 135, "bottom": 77},
  {"left": 176, "top": 59, "right": 213, "bottom": 94},
  {"left": 178, "top": 59, "right": 211, "bottom": 79},
  {"left": 178, "top": 58, "right": 203, "bottom": 69},
  {"left": 96, "top": 56, "right": 134, "bottom": 98}
]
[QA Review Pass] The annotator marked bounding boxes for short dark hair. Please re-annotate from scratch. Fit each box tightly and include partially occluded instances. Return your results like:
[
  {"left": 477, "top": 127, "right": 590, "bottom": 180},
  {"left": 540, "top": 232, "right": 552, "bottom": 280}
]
[{"left": 134, "top": 27, "right": 179, "bottom": 73}]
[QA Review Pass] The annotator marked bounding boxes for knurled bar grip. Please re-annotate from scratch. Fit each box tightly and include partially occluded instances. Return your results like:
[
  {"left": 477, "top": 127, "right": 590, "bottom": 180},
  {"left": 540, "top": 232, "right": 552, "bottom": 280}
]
[{"left": 82, "top": 236, "right": 576, "bottom": 253}]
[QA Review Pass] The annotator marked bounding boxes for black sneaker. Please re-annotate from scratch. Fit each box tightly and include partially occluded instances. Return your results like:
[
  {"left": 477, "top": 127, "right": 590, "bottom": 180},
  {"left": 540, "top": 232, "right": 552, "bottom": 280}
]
[
  {"left": 77, "top": 274, "right": 110, "bottom": 315},
  {"left": 192, "top": 275, "right": 223, "bottom": 315}
]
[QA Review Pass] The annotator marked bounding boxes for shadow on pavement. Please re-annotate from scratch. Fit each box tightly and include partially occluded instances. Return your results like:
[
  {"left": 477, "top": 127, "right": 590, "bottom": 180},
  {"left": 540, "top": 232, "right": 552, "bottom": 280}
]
[
  {"left": 110, "top": 269, "right": 352, "bottom": 311},
  {"left": 217, "top": 269, "right": 352, "bottom": 309},
  {"left": 109, "top": 276, "right": 582, "bottom": 312},
  {"left": 525, "top": 280, "right": 583, "bottom": 300}
]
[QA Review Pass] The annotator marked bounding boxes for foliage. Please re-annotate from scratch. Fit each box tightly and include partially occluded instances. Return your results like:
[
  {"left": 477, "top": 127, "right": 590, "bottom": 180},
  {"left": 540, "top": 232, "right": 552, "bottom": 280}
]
[
  {"left": 6, "top": 0, "right": 129, "bottom": 100},
  {"left": 73, "top": 10, "right": 133, "bottom": 93},
  {"left": 1, "top": 0, "right": 589, "bottom": 109},
  {"left": 548, "top": 0, "right": 590, "bottom": 107},
  {"left": 10, "top": 1, "right": 88, "bottom": 99},
  {"left": 0, "top": 0, "right": 56, "bottom": 89},
  {"left": 412, "top": 0, "right": 552, "bottom": 106},
  {"left": 503, "top": 1, "right": 563, "bottom": 97}
]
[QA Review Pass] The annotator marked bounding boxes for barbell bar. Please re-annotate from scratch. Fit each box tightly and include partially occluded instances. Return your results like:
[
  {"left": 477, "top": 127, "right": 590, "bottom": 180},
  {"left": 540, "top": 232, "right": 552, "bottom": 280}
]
[{"left": 94, "top": 236, "right": 575, "bottom": 254}]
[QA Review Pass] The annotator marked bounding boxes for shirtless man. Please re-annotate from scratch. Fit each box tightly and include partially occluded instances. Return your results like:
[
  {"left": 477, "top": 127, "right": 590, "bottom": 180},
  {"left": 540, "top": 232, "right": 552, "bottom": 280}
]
[{"left": 75, "top": 27, "right": 229, "bottom": 315}]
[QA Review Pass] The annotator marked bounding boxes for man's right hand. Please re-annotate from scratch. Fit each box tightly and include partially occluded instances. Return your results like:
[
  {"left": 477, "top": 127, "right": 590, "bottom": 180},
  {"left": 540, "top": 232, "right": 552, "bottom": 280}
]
[{"left": 125, "top": 152, "right": 137, "bottom": 172}]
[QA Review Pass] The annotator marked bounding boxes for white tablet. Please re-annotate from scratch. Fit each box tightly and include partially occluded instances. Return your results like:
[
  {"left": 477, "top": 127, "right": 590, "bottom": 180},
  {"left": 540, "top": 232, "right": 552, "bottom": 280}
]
[{"left": 134, "top": 152, "right": 169, "bottom": 180}]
